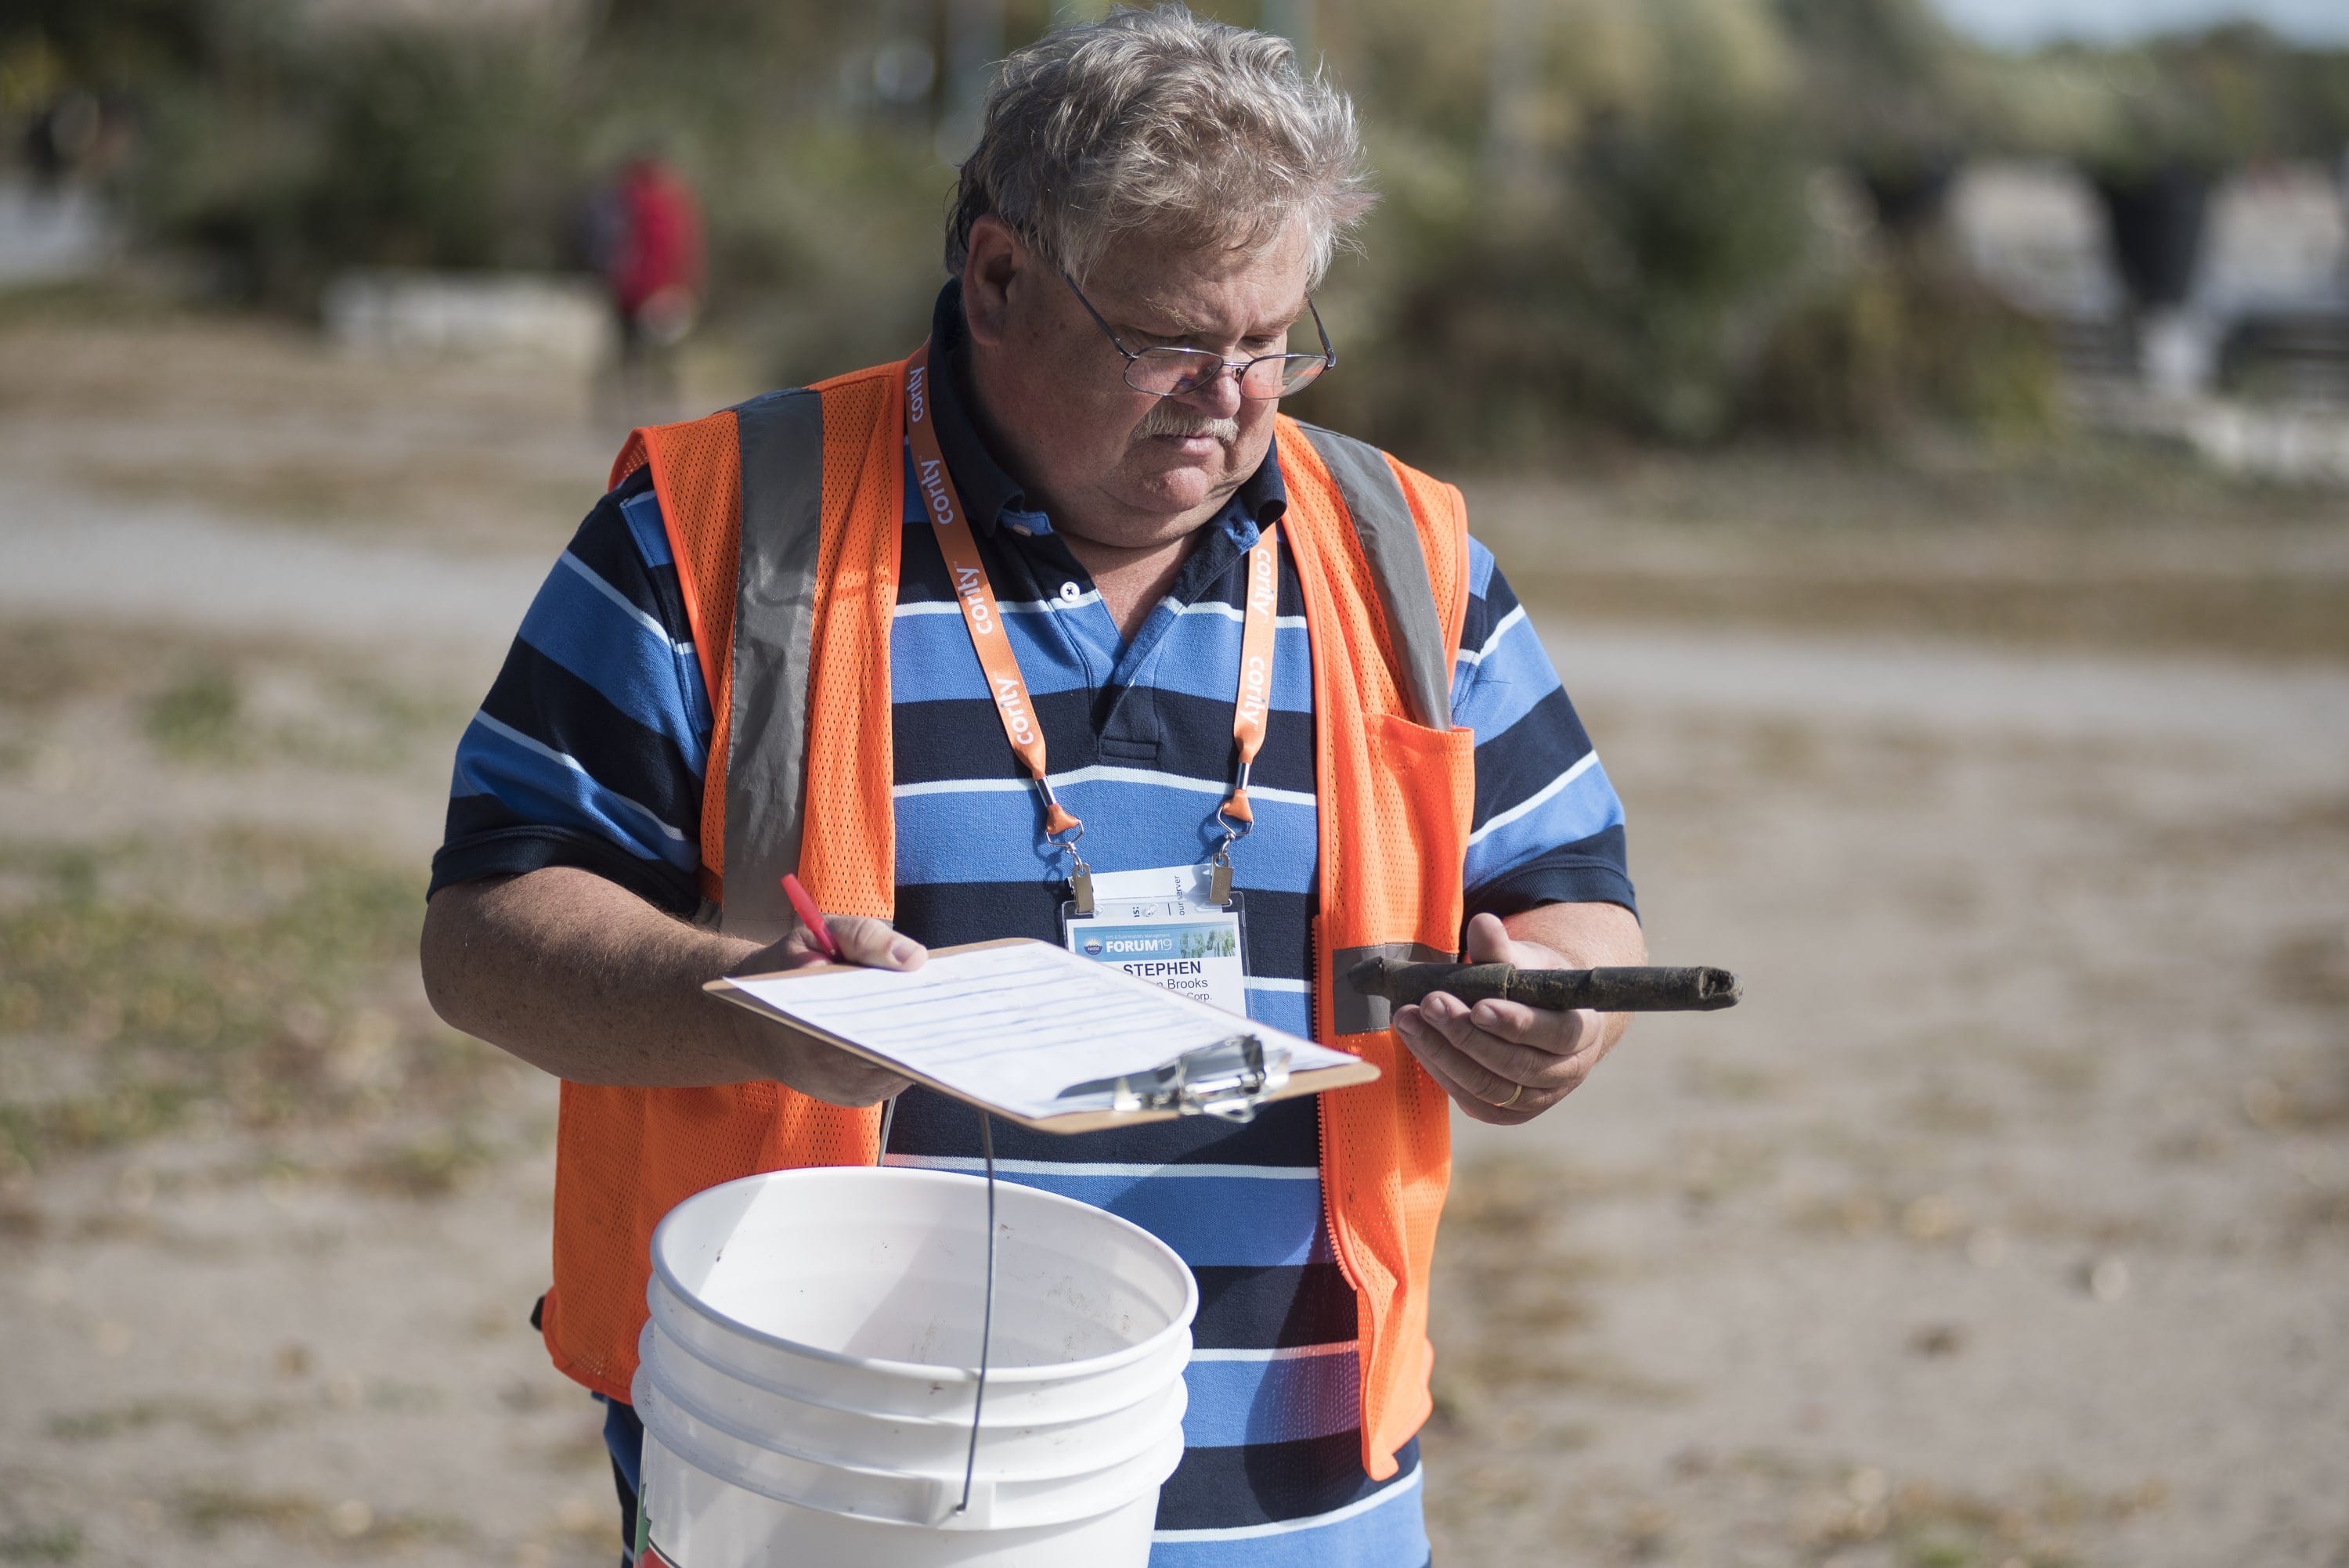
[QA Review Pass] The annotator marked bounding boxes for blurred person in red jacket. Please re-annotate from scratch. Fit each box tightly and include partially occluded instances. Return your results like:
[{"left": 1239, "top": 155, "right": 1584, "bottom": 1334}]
[{"left": 590, "top": 152, "right": 704, "bottom": 423}]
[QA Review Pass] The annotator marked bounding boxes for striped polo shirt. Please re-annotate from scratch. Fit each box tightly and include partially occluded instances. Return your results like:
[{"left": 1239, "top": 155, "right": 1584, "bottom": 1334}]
[{"left": 431, "top": 283, "right": 1635, "bottom": 1566}]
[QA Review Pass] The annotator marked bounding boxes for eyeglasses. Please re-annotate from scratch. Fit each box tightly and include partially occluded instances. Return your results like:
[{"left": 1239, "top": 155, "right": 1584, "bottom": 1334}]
[{"left": 1059, "top": 270, "right": 1336, "bottom": 400}]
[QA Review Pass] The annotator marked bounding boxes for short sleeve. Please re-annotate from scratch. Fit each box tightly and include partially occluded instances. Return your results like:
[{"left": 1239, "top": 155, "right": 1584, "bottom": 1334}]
[
  {"left": 427, "top": 470, "right": 715, "bottom": 915},
  {"left": 1452, "top": 539, "right": 1637, "bottom": 920}
]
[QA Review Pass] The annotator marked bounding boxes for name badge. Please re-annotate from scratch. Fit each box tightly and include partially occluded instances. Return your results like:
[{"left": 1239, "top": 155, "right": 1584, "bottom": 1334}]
[{"left": 1063, "top": 864, "right": 1249, "bottom": 1017}]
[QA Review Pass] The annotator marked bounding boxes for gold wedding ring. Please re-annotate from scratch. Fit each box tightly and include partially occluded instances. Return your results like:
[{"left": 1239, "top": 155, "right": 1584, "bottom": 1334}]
[{"left": 1496, "top": 1082, "right": 1524, "bottom": 1109}]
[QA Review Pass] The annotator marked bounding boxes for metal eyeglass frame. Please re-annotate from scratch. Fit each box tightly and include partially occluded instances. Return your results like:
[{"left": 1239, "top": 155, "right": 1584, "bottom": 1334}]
[{"left": 1059, "top": 269, "right": 1336, "bottom": 399}]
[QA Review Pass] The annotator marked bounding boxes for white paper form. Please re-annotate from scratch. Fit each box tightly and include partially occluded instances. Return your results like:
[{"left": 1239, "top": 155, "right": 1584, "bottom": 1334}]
[{"left": 723, "top": 939, "right": 1359, "bottom": 1122}]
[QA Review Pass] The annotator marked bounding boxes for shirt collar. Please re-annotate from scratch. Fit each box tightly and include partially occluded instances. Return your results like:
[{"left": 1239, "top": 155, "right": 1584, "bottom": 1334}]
[
  {"left": 1231, "top": 433, "right": 1288, "bottom": 537},
  {"left": 926, "top": 279, "right": 1288, "bottom": 540},
  {"left": 926, "top": 281, "right": 1031, "bottom": 538}
]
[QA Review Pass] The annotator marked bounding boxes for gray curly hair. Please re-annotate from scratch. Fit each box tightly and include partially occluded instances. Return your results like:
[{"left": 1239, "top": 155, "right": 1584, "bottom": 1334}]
[{"left": 945, "top": 5, "right": 1375, "bottom": 288}]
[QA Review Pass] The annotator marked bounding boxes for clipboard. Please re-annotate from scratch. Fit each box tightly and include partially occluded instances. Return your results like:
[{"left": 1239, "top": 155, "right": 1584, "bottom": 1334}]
[{"left": 705, "top": 938, "right": 1380, "bottom": 1134}]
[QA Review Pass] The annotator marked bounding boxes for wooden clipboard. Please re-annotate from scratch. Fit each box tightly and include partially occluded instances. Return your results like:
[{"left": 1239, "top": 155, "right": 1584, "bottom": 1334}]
[{"left": 705, "top": 938, "right": 1380, "bottom": 1134}]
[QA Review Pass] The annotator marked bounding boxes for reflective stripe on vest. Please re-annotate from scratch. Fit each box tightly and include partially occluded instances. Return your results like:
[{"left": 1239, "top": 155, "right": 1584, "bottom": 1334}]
[
  {"left": 1292, "top": 420, "right": 1452, "bottom": 731},
  {"left": 579, "top": 365, "right": 1472, "bottom": 1482},
  {"left": 721, "top": 389, "right": 826, "bottom": 943}
]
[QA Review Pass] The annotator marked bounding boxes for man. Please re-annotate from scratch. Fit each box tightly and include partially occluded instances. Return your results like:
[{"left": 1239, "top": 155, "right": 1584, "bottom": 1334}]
[{"left": 420, "top": 9, "right": 1642, "bottom": 1566}]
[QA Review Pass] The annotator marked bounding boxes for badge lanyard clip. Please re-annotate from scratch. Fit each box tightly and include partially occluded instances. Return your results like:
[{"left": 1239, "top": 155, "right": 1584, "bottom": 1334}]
[
  {"left": 1208, "top": 760, "right": 1251, "bottom": 907},
  {"left": 1041, "top": 776, "right": 1095, "bottom": 915}
]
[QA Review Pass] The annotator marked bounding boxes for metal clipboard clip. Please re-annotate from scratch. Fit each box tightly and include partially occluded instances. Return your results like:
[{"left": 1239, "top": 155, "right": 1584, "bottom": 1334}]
[{"left": 1058, "top": 1033, "right": 1290, "bottom": 1123}]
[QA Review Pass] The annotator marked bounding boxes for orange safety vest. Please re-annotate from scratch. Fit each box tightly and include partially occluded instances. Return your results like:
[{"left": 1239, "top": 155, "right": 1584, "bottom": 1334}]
[{"left": 542, "top": 355, "right": 1474, "bottom": 1482}]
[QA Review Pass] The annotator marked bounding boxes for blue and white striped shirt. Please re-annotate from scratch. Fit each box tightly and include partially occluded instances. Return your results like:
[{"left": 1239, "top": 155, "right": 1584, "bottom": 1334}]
[{"left": 431, "top": 284, "right": 1634, "bottom": 1566}]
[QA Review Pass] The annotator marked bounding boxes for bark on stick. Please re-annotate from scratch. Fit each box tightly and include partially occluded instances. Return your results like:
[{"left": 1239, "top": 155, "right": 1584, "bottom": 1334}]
[{"left": 1348, "top": 959, "right": 1741, "bottom": 1013}]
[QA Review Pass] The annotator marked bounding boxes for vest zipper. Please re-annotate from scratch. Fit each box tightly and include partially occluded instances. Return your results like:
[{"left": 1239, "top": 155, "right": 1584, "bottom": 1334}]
[
  {"left": 1319, "top": 1101, "right": 1359, "bottom": 1296},
  {"left": 1312, "top": 922, "right": 1359, "bottom": 1296}
]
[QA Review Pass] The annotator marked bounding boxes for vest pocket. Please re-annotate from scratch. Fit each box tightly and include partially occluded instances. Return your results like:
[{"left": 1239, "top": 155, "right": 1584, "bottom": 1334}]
[{"left": 1359, "top": 710, "right": 1474, "bottom": 919}]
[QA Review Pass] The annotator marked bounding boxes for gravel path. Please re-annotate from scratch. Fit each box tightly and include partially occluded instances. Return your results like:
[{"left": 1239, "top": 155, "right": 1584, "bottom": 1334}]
[{"left": 2, "top": 482, "right": 546, "bottom": 665}]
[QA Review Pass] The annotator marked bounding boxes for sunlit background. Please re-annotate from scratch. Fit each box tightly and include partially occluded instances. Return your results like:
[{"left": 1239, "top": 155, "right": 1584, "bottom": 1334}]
[
  {"left": 2, "top": 3, "right": 2345, "bottom": 1566},
  {"left": 9, "top": 0, "right": 2349, "bottom": 460}
]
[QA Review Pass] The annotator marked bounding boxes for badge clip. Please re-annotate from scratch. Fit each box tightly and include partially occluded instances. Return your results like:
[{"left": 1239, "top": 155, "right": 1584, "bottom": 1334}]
[
  {"left": 1039, "top": 777, "right": 1093, "bottom": 915},
  {"left": 1208, "top": 762, "right": 1251, "bottom": 908}
]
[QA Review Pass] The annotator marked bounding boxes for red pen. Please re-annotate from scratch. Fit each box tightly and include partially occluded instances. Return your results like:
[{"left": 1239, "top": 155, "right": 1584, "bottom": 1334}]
[{"left": 781, "top": 873, "right": 843, "bottom": 963}]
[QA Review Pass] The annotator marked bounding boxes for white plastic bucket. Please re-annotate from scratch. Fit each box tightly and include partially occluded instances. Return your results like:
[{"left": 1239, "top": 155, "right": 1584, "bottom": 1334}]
[{"left": 632, "top": 1166, "right": 1197, "bottom": 1567}]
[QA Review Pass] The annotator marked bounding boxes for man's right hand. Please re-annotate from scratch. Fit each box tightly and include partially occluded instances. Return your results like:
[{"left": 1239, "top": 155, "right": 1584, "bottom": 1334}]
[
  {"left": 728, "top": 914, "right": 926, "bottom": 1107},
  {"left": 420, "top": 867, "right": 929, "bottom": 1100}
]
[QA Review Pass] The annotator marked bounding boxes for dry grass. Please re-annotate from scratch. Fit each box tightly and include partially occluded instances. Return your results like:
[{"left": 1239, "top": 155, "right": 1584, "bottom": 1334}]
[
  {"left": 1521, "top": 564, "right": 2349, "bottom": 662},
  {"left": 2266, "top": 925, "right": 2349, "bottom": 1015},
  {"left": 0, "top": 289, "right": 637, "bottom": 555},
  {"left": 171, "top": 1485, "right": 467, "bottom": 1551},
  {"left": 0, "top": 622, "right": 471, "bottom": 759},
  {"left": 70, "top": 452, "right": 595, "bottom": 545},
  {"left": 1424, "top": 1432, "right": 2170, "bottom": 1568},
  {"left": 1474, "top": 443, "right": 2349, "bottom": 661},
  {"left": 1427, "top": 1158, "right": 1681, "bottom": 1422},
  {"left": 0, "top": 831, "right": 495, "bottom": 1173},
  {"left": 0, "top": 1525, "right": 84, "bottom": 1564},
  {"left": 1478, "top": 438, "right": 2346, "bottom": 533},
  {"left": 48, "top": 1396, "right": 297, "bottom": 1444}
]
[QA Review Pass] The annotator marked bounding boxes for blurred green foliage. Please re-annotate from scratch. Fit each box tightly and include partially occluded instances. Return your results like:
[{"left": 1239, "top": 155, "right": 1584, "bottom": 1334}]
[
  {"left": 2011, "top": 25, "right": 2349, "bottom": 178},
  {"left": 1750, "top": 251, "right": 2062, "bottom": 443},
  {"left": 1309, "top": 94, "right": 1819, "bottom": 450},
  {"left": 8, "top": 0, "right": 2348, "bottom": 453},
  {"left": 1305, "top": 0, "right": 1939, "bottom": 449},
  {"left": 127, "top": 16, "right": 580, "bottom": 297}
]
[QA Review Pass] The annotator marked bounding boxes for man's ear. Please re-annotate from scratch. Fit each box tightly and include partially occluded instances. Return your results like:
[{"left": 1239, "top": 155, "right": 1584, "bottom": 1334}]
[{"left": 960, "top": 214, "right": 1024, "bottom": 349}]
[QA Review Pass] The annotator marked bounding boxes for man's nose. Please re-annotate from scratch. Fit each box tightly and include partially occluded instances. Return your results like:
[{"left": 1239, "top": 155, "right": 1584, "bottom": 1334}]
[{"left": 1173, "top": 362, "right": 1247, "bottom": 420}]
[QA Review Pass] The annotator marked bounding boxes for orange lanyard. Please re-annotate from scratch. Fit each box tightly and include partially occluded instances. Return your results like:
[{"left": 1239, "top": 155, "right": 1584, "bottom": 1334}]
[
  {"left": 1205, "top": 525, "right": 1278, "bottom": 903},
  {"left": 904, "top": 341, "right": 1278, "bottom": 907}
]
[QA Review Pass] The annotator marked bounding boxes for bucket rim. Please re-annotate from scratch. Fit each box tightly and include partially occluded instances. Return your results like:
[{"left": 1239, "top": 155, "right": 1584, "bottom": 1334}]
[{"left": 647, "top": 1166, "right": 1200, "bottom": 1386}]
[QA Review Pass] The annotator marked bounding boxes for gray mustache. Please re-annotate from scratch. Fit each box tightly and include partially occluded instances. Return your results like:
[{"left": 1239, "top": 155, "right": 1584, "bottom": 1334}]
[{"left": 1135, "top": 404, "right": 1240, "bottom": 443}]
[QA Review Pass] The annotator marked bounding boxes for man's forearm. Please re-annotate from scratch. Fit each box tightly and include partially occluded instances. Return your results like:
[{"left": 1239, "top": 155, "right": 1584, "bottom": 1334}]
[{"left": 420, "top": 867, "right": 769, "bottom": 1087}]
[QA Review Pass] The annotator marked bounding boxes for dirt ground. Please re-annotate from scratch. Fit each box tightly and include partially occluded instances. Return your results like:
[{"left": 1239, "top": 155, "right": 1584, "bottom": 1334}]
[{"left": 2, "top": 296, "right": 2345, "bottom": 1568}]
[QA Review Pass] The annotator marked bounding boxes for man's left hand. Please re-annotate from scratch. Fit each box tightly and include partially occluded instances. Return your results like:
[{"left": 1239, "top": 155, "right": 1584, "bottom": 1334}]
[{"left": 1391, "top": 911, "right": 1622, "bottom": 1126}]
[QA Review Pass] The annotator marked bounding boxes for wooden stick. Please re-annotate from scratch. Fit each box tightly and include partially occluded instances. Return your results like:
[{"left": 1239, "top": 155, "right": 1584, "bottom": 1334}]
[{"left": 1348, "top": 959, "right": 1741, "bottom": 1013}]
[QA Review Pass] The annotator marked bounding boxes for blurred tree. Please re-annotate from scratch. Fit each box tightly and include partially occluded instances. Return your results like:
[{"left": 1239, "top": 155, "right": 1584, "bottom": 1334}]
[
  {"left": 1313, "top": 83, "right": 1815, "bottom": 453},
  {"left": 1, "top": 0, "right": 220, "bottom": 87},
  {"left": 2021, "top": 24, "right": 2349, "bottom": 181},
  {"left": 301, "top": 31, "right": 571, "bottom": 271},
  {"left": 1301, "top": 0, "right": 1823, "bottom": 453},
  {"left": 128, "top": 15, "right": 577, "bottom": 301},
  {"left": 1774, "top": 0, "right": 1986, "bottom": 232},
  {"left": 1749, "top": 252, "right": 2060, "bottom": 442}
]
